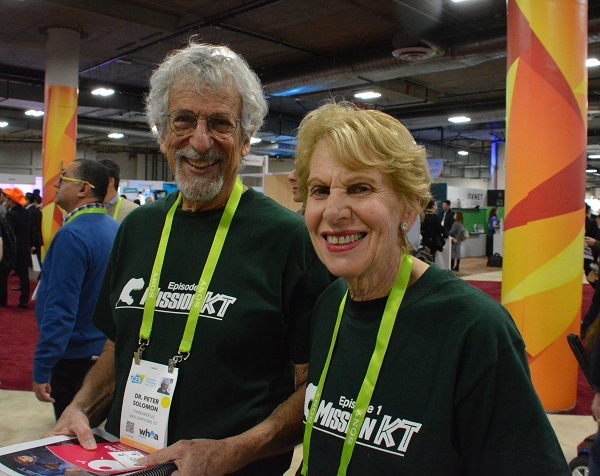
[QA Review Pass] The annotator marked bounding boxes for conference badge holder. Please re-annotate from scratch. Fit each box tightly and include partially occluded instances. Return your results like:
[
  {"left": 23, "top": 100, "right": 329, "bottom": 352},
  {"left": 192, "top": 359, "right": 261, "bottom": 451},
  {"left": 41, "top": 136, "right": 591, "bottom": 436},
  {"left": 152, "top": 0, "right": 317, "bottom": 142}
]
[{"left": 120, "top": 349, "right": 180, "bottom": 453}]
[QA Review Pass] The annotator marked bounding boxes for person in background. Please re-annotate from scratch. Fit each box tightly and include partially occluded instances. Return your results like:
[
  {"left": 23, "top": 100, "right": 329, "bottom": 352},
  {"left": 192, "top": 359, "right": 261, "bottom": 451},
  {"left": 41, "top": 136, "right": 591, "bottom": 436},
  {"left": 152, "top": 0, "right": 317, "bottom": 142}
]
[
  {"left": 25, "top": 192, "right": 43, "bottom": 270},
  {"left": 0, "top": 207, "right": 16, "bottom": 307},
  {"left": 144, "top": 195, "right": 154, "bottom": 205},
  {"left": 486, "top": 206, "right": 500, "bottom": 257},
  {"left": 133, "top": 198, "right": 141, "bottom": 205},
  {"left": 449, "top": 211, "right": 465, "bottom": 272},
  {"left": 583, "top": 235, "right": 600, "bottom": 337},
  {"left": 294, "top": 101, "right": 568, "bottom": 475},
  {"left": 47, "top": 41, "right": 330, "bottom": 476},
  {"left": 98, "top": 158, "right": 139, "bottom": 223},
  {"left": 440, "top": 199, "right": 455, "bottom": 236},
  {"left": 0, "top": 188, "right": 7, "bottom": 218},
  {"left": 0, "top": 216, "right": 4, "bottom": 298},
  {"left": 586, "top": 203, "right": 600, "bottom": 278},
  {"left": 4, "top": 187, "right": 31, "bottom": 309},
  {"left": 33, "top": 159, "right": 119, "bottom": 419},
  {"left": 421, "top": 199, "right": 445, "bottom": 262},
  {"left": 287, "top": 169, "right": 305, "bottom": 215}
]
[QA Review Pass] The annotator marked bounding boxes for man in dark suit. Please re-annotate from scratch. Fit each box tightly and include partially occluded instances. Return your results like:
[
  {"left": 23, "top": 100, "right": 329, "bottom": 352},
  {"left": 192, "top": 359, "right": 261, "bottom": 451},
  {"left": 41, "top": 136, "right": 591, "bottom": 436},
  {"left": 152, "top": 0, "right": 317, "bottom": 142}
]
[
  {"left": 440, "top": 199, "right": 455, "bottom": 236},
  {"left": 26, "top": 192, "right": 43, "bottom": 274},
  {"left": 3, "top": 187, "right": 31, "bottom": 309}
]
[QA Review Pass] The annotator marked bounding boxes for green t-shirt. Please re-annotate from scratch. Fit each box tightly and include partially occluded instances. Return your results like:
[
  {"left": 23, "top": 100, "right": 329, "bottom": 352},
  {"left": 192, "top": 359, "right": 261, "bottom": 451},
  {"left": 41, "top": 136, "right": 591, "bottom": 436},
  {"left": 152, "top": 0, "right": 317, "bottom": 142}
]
[
  {"left": 302, "top": 265, "right": 569, "bottom": 475},
  {"left": 93, "top": 189, "right": 330, "bottom": 475}
]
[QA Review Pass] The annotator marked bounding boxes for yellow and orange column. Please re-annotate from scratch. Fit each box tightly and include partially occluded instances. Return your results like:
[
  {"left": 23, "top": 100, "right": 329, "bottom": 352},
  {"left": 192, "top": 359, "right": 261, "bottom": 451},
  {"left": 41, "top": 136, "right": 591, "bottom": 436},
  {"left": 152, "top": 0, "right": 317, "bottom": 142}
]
[
  {"left": 41, "top": 27, "right": 80, "bottom": 252},
  {"left": 503, "top": 0, "right": 587, "bottom": 410}
]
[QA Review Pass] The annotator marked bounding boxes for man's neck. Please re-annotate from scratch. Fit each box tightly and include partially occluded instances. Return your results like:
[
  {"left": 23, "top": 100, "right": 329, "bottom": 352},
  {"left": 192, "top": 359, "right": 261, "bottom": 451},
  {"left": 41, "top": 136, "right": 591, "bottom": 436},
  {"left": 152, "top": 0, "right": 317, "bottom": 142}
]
[
  {"left": 65, "top": 198, "right": 101, "bottom": 214},
  {"left": 180, "top": 183, "right": 248, "bottom": 213},
  {"left": 104, "top": 189, "right": 118, "bottom": 204}
]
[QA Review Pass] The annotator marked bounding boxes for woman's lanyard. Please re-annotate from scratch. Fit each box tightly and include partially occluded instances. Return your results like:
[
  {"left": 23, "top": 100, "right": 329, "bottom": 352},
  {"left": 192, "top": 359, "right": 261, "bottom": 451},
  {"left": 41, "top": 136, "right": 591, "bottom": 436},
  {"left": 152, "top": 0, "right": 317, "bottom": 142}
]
[
  {"left": 301, "top": 254, "right": 413, "bottom": 476},
  {"left": 65, "top": 207, "right": 107, "bottom": 224},
  {"left": 135, "top": 178, "right": 243, "bottom": 368},
  {"left": 112, "top": 196, "right": 123, "bottom": 220}
]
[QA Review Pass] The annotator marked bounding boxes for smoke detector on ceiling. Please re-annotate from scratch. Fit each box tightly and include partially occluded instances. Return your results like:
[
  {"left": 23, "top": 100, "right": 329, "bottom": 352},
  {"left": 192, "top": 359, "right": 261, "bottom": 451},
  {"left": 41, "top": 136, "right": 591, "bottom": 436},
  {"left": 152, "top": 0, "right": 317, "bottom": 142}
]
[{"left": 392, "top": 46, "right": 437, "bottom": 62}]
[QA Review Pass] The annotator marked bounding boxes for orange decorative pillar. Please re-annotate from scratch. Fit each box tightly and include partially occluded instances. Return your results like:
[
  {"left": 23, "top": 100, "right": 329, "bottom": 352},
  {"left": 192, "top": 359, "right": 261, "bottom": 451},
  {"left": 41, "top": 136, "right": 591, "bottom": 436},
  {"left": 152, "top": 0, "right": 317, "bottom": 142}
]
[
  {"left": 503, "top": 0, "right": 587, "bottom": 410},
  {"left": 41, "top": 27, "right": 80, "bottom": 252}
]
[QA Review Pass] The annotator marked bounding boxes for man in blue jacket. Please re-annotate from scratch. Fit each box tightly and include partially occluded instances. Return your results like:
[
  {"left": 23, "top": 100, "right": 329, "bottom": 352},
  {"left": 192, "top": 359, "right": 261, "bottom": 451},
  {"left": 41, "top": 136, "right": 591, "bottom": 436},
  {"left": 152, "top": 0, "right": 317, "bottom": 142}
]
[{"left": 33, "top": 159, "right": 119, "bottom": 419}]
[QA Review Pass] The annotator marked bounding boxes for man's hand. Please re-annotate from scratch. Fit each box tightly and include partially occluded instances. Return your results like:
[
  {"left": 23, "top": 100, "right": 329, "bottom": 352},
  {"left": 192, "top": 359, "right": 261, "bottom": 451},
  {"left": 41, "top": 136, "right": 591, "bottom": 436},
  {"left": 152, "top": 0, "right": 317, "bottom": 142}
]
[
  {"left": 586, "top": 236, "right": 597, "bottom": 248},
  {"left": 33, "top": 382, "right": 54, "bottom": 403},
  {"left": 139, "top": 438, "right": 239, "bottom": 476},
  {"left": 43, "top": 405, "right": 98, "bottom": 450}
]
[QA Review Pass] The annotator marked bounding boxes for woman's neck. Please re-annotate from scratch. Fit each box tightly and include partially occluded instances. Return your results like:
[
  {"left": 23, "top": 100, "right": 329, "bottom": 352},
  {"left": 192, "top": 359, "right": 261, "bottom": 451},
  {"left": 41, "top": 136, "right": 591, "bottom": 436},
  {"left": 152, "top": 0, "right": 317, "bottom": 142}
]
[{"left": 347, "top": 254, "right": 429, "bottom": 302}]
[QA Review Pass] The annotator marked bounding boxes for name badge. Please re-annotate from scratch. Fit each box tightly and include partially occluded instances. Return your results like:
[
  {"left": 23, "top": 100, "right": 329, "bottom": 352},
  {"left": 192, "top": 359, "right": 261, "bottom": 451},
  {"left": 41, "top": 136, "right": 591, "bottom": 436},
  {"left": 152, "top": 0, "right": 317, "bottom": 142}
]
[{"left": 120, "top": 359, "right": 178, "bottom": 453}]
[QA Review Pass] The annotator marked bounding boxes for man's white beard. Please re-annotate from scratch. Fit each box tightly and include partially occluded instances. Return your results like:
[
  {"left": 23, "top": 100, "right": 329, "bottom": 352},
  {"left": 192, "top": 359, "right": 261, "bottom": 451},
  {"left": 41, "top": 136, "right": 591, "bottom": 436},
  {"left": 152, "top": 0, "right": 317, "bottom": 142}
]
[{"left": 174, "top": 147, "right": 226, "bottom": 203}]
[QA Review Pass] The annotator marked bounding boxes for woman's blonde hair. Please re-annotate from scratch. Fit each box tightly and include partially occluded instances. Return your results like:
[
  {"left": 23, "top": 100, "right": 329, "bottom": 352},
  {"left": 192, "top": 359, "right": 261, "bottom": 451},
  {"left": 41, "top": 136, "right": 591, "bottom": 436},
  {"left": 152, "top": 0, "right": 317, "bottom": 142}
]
[{"left": 295, "top": 101, "right": 431, "bottom": 252}]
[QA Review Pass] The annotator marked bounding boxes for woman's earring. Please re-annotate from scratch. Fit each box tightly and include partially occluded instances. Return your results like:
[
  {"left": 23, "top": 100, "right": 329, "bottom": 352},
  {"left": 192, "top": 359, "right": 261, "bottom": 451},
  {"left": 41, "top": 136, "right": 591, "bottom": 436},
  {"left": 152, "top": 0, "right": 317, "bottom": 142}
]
[{"left": 401, "top": 222, "right": 409, "bottom": 232}]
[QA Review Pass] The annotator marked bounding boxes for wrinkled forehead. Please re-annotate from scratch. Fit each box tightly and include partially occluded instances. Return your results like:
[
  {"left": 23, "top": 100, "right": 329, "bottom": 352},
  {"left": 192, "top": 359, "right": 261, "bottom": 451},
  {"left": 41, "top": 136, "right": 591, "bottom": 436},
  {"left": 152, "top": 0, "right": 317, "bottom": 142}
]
[{"left": 171, "top": 75, "right": 238, "bottom": 100}]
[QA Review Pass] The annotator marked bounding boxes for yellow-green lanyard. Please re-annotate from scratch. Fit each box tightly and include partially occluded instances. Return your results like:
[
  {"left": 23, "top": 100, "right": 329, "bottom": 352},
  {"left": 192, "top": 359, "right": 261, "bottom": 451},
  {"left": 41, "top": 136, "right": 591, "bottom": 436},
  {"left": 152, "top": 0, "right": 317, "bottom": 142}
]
[
  {"left": 112, "top": 196, "right": 123, "bottom": 220},
  {"left": 136, "top": 178, "right": 243, "bottom": 367},
  {"left": 301, "top": 254, "right": 413, "bottom": 476},
  {"left": 65, "top": 207, "right": 107, "bottom": 224}
]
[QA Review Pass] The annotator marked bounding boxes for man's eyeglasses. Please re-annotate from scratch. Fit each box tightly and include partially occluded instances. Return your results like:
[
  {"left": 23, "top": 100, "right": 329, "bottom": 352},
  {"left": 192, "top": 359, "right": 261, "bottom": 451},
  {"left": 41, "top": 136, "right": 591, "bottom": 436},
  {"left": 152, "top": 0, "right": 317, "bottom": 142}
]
[
  {"left": 166, "top": 110, "right": 241, "bottom": 139},
  {"left": 59, "top": 175, "right": 95, "bottom": 189}
]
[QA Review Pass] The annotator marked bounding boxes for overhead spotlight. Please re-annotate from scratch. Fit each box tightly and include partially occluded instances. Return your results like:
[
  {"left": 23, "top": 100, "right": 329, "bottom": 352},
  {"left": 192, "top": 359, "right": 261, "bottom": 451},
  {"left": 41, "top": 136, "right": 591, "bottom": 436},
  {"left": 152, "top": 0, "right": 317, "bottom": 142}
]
[
  {"left": 458, "top": 150, "right": 469, "bottom": 156},
  {"left": 92, "top": 88, "right": 115, "bottom": 96},
  {"left": 108, "top": 133, "right": 124, "bottom": 139},
  {"left": 0, "top": 121, "right": 8, "bottom": 128},
  {"left": 448, "top": 116, "right": 471, "bottom": 123},
  {"left": 589, "top": 154, "right": 600, "bottom": 159},
  {"left": 354, "top": 91, "right": 381, "bottom": 100},
  {"left": 25, "top": 110, "right": 44, "bottom": 117},
  {"left": 250, "top": 137, "right": 262, "bottom": 144},
  {"left": 587, "top": 168, "right": 598, "bottom": 173},
  {"left": 587, "top": 58, "right": 600, "bottom": 68}
]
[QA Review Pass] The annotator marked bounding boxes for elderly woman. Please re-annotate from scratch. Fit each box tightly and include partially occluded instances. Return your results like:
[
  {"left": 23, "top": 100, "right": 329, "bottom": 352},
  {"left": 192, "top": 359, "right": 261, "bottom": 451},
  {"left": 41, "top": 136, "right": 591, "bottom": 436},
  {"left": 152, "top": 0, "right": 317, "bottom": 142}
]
[{"left": 294, "top": 102, "right": 568, "bottom": 475}]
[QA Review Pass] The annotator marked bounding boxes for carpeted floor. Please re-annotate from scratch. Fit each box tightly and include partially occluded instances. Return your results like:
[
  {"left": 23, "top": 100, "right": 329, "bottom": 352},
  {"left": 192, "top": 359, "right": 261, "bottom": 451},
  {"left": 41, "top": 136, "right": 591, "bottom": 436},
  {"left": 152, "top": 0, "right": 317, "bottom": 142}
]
[{"left": 0, "top": 276, "right": 39, "bottom": 392}]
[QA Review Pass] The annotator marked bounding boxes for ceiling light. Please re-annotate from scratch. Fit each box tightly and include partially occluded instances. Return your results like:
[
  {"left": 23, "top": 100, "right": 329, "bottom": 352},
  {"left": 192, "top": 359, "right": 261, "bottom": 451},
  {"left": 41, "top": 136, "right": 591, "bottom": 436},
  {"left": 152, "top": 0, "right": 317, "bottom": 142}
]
[
  {"left": 589, "top": 154, "right": 600, "bottom": 159},
  {"left": 108, "top": 133, "right": 124, "bottom": 139},
  {"left": 92, "top": 88, "right": 115, "bottom": 96},
  {"left": 587, "top": 58, "right": 600, "bottom": 68},
  {"left": 0, "top": 121, "right": 8, "bottom": 128},
  {"left": 451, "top": 0, "right": 470, "bottom": 2},
  {"left": 458, "top": 150, "right": 469, "bottom": 156},
  {"left": 250, "top": 137, "right": 262, "bottom": 144},
  {"left": 587, "top": 168, "right": 598, "bottom": 173},
  {"left": 448, "top": 116, "right": 471, "bottom": 123},
  {"left": 25, "top": 110, "right": 44, "bottom": 117},
  {"left": 354, "top": 91, "right": 381, "bottom": 100}
]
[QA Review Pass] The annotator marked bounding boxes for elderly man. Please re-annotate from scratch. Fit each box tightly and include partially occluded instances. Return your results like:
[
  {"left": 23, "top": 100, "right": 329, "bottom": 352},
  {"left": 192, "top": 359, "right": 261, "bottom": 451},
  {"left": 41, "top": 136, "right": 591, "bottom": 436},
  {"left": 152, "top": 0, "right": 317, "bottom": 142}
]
[
  {"left": 98, "top": 158, "right": 139, "bottom": 223},
  {"left": 49, "top": 42, "right": 330, "bottom": 476},
  {"left": 33, "top": 159, "right": 119, "bottom": 419}
]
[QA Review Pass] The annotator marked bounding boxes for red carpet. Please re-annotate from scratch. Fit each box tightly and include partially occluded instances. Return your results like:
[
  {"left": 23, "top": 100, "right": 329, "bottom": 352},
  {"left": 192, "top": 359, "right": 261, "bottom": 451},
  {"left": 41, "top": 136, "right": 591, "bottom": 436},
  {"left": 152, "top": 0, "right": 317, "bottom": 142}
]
[
  {"left": 0, "top": 275, "right": 595, "bottom": 416},
  {"left": 0, "top": 275, "right": 39, "bottom": 392},
  {"left": 468, "top": 279, "right": 594, "bottom": 416}
]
